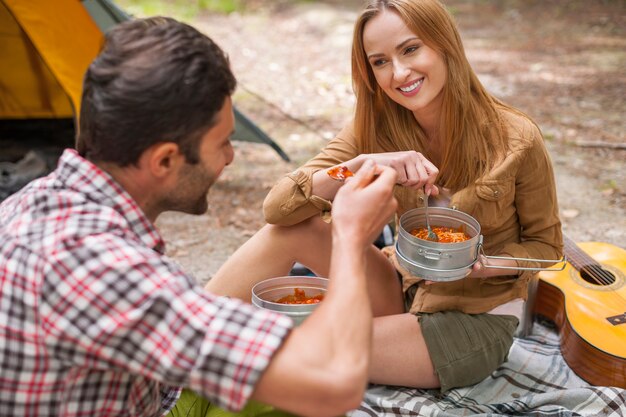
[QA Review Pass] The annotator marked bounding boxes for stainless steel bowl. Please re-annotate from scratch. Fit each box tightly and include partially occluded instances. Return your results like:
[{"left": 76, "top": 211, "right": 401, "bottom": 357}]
[
  {"left": 396, "top": 207, "right": 568, "bottom": 281},
  {"left": 251, "top": 276, "right": 328, "bottom": 326},
  {"left": 396, "top": 207, "right": 481, "bottom": 281}
]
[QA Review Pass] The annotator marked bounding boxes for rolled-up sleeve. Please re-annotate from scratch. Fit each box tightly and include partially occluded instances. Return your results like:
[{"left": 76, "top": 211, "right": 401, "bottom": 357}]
[{"left": 263, "top": 169, "right": 333, "bottom": 226}]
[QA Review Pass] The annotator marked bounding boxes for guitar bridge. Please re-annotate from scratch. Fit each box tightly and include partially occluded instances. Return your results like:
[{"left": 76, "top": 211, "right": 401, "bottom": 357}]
[{"left": 606, "top": 313, "right": 626, "bottom": 326}]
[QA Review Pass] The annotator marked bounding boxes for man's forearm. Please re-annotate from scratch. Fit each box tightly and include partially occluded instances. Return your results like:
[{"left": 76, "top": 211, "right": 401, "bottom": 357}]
[
  {"left": 324, "top": 238, "right": 372, "bottom": 373},
  {"left": 249, "top": 241, "right": 372, "bottom": 417}
]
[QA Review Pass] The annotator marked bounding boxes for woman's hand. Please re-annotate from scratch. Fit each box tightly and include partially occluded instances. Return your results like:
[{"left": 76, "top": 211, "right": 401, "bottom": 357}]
[
  {"left": 468, "top": 255, "right": 520, "bottom": 278},
  {"left": 312, "top": 151, "right": 438, "bottom": 202},
  {"left": 356, "top": 151, "right": 439, "bottom": 195},
  {"left": 422, "top": 255, "right": 520, "bottom": 285}
]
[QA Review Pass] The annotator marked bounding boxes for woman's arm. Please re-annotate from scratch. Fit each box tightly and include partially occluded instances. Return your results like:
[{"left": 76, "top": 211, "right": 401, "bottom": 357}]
[
  {"left": 469, "top": 122, "right": 564, "bottom": 279},
  {"left": 264, "top": 122, "right": 439, "bottom": 226},
  {"left": 500, "top": 127, "right": 564, "bottom": 278}
]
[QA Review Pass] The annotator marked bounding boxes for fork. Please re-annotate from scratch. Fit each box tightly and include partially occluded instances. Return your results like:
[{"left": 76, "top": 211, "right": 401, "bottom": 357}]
[{"left": 424, "top": 189, "right": 438, "bottom": 242}]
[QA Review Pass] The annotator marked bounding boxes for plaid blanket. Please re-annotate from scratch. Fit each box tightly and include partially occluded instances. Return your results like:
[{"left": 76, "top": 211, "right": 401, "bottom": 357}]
[{"left": 350, "top": 321, "right": 625, "bottom": 417}]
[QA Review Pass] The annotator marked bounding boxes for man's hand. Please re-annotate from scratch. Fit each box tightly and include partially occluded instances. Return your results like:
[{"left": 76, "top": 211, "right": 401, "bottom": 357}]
[{"left": 331, "top": 159, "right": 398, "bottom": 247}]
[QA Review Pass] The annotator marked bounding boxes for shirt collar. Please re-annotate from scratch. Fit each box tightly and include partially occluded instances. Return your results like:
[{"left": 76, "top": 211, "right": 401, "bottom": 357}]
[{"left": 55, "top": 149, "right": 166, "bottom": 253}]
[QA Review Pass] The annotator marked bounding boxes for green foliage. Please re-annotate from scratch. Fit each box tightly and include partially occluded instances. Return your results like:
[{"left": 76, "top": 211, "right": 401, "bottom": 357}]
[
  {"left": 445, "top": 5, "right": 459, "bottom": 16},
  {"left": 116, "top": 0, "right": 244, "bottom": 19},
  {"left": 602, "top": 179, "right": 619, "bottom": 193},
  {"left": 198, "top": 0, "right": 241, "bottom": 14}
]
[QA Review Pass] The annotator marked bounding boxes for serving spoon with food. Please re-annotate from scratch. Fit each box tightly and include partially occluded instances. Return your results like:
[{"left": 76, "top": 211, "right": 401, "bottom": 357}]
[
  {"left": 328, "top": 165, "right": 439, "bottom": 242},
  {"left": 327, "top": 165, "right": 354, "bottom": 182}
]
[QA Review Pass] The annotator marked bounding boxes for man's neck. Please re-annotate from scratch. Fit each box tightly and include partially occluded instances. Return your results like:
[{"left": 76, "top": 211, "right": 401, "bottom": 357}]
[{"left": 95, "top": 161, "right": 161, "bottom": 223}]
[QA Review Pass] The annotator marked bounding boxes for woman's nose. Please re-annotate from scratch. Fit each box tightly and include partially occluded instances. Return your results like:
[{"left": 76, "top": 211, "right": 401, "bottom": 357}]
[{"left": 392, "top": 60, "right": 410, "bottom": 81}]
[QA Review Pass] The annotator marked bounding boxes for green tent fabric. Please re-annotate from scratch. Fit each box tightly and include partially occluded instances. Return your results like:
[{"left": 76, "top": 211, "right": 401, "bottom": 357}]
[{"left": 233, "top": 107, "right": 290, "bottom": 161}]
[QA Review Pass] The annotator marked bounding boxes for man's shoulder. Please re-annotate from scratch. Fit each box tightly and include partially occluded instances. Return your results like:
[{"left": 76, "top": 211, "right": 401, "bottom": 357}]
[{"left": 1, "top": 182, "right": 129, "bottom": 250}]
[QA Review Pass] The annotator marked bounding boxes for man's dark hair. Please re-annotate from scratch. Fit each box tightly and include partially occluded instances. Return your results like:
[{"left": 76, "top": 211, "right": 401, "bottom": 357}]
[{"left": 77, "top": 17, "right": 236, "bottom": 165}]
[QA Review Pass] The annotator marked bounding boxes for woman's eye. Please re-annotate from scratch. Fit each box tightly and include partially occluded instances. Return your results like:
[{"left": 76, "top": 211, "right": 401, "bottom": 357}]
[
  {"left": 404, "top": 46, "right": 418, "bottom": 54},
  {"left": 371, "top": 58, "right": 387, "bottom": 67}
]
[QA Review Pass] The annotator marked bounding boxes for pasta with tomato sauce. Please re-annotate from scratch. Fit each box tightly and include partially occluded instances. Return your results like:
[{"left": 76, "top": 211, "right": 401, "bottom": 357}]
[
  {"left": 410, "top": 226, "right": 471, "bottom": 243},
  {"left": 275, "top": 288, "right": 324, "bottom": 304},
  {"left": 327, "top": 166, "right": 354, "bottom": 181}
]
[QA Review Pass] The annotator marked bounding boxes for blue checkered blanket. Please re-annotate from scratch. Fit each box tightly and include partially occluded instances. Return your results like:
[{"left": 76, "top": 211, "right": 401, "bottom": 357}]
[{"left": 350, "top": 322, "right": 625, "bottom": 416}]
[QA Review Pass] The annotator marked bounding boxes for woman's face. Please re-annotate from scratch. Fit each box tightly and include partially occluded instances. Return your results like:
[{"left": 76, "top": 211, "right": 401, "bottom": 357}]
[{"left": 363, "top": 9, "right": 446, "bottom": 120}]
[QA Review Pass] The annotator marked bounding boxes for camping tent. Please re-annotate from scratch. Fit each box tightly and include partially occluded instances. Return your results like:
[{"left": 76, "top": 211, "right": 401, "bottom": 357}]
[{"left": 0, "top": 0, "right": 289, "bottom": 196}]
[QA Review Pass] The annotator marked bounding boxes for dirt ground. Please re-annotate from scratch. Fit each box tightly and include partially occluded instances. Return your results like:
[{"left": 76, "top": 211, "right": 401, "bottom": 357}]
[{"left": 152, "top": 0, "right": 626, "bottom": 285}]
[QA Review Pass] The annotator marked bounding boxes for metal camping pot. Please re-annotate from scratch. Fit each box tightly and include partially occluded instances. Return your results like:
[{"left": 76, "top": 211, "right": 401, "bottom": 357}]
[
  {"left": 396, "top": 207, "right": 566, "bottom": 282},
  {"left": 251, "top": 276, "right": 328, "bottom": 326}
]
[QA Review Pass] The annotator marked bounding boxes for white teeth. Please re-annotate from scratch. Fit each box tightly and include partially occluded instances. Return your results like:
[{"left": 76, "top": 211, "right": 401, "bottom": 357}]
[{"left": 399, "top": 79, "right": 423, "bottom": 92}]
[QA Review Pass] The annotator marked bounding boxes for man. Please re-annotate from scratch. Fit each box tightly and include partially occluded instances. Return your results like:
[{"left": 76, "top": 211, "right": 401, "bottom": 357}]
[{"left": 0, "top": 17, "right": 398, "bottom": 417}]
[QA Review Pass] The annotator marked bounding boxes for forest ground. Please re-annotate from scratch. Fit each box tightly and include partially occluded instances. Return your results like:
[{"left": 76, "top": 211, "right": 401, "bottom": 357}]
[{"left": 138, "top": 0, "right": 626, "bottom": 284}]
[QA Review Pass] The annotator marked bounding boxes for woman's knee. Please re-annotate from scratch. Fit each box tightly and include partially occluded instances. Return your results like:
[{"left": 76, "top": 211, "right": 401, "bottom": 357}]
[{"left": 266, "top": 216, "right": 332, "bottom": 244}]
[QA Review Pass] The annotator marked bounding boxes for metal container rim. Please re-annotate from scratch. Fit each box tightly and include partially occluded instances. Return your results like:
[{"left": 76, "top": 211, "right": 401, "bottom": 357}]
[
  {"left": 398, "top": 207, "right": 481, "bottom": 247},
  {"left": 251, "top": 276, "right": 328, "bottom": 311}
]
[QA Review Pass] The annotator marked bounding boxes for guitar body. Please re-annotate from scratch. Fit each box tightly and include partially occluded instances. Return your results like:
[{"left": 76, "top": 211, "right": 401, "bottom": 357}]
[{"left": 533, "top": 241, "right": 626, "bottom": 388}]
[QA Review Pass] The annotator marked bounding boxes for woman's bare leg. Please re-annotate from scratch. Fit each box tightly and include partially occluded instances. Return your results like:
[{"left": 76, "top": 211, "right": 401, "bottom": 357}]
[
  {"left": 207, "top": 216, "right": 438, "bottom": 388},
  {"left": 206, "top": 216, "right": 404, "bottom": 317},
  {"left": 370, "top": 313, "right": 440, "bottom": 388}
]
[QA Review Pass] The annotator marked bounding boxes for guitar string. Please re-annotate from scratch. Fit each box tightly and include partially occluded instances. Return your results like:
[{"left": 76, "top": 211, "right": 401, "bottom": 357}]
[
  {"left": 566, "top": 249, "right": 626, "bottom": 307},
  {"left": 564, "top": 237, "right": 614, "bottom": 285},
  {"left": 563, "top": 236, "right": 626, "bottom": 308},
  {"left": 564, "top": 238, "right": 613, "bottom": 285}
]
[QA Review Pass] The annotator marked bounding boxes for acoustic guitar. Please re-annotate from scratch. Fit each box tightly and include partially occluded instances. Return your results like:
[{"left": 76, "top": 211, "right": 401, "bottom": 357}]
[{"left": 533, "top": 236, "right": 626, "bottom": 388}]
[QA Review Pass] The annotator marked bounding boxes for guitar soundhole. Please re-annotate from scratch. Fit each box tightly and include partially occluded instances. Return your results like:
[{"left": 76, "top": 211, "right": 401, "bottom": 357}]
[{"left": 580, "top": 265, "right": 615, "bottom": 286}]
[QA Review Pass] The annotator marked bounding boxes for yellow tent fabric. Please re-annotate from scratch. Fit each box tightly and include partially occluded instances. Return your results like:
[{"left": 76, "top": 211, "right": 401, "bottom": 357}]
[
  {"left": 0, "top": 0, "right": 103, "bottom": 119},
  {"left": 0, "top": 0, "right": 289, "bottom": 161}
]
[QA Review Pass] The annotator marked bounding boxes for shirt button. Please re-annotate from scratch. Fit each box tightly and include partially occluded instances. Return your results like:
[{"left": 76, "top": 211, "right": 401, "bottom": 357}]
[{"left": 494, "top": 190, "right": 499, "bottom": 196}]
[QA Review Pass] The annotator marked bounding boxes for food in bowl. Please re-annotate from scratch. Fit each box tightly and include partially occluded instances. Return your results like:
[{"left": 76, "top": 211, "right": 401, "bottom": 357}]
[
  {"left": 410, "top": 226, "right": 471, "bottom": 243},
  {"left": 397, "top": 207, "right": 481, "bottom": 281},
  {"left": 327, "top": 165, "right": 353, "bottom": 181},
  {"left": 252, "top": 276, "right": 329, "bottom": 326},
  {"left": 275, "top": 288, "right": 324, "bottom": 304}
]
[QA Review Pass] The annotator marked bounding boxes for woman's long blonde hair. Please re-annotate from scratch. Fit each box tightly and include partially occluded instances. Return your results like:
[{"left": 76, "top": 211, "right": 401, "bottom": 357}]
[{"left": 352, "top": 0, "right": 522, "bottom": 191}]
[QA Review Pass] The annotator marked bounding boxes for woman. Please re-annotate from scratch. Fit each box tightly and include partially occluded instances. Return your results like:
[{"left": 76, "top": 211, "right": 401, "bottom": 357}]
[{"left": 207, "top": 0, "right": 563, "bottom": 392}]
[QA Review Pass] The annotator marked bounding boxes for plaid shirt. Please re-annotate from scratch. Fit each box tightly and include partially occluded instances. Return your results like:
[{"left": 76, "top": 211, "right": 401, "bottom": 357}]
[{"left": 0, "top": 149, "right": 293, "bottom": 417}]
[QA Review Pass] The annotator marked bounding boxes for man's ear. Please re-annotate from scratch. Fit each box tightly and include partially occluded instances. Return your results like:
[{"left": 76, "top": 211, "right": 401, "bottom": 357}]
[{"left": 145, "top": 142, "right": 184, "bottom": 179}]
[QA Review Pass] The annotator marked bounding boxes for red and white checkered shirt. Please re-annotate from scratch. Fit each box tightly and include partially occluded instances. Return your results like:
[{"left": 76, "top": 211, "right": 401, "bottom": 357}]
[{"left": 0, "top": 149, "right": 293, "bottom": 417}]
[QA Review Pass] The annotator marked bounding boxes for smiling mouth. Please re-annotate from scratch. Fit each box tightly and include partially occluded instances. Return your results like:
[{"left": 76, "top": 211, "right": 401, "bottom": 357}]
[{"left": 398, "top": 78, "right": 423, "bottom": 93}]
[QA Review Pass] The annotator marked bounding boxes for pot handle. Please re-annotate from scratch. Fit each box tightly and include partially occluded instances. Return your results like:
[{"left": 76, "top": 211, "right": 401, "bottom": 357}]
[{"left": 477, "top": 241, "right": 567, "bottom": 271}]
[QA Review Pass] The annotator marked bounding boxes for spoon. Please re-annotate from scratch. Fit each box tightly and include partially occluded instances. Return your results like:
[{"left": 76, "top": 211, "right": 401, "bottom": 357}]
[{"left": 424, "top": 189, "right": 438, "bottom": 242}]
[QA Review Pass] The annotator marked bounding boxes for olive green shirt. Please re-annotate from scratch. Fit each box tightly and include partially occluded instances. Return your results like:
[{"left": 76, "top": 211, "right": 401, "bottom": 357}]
[{"left": 263, "top": 111, "right": 563, "bottom": 314}]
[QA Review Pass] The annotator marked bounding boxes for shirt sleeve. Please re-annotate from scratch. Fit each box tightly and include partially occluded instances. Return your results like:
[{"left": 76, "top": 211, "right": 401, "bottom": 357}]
[
  {"left": 500, "top": 123, "right": 564, "bottom": 280},
  {"left": 40, "top": 233, "right": 293, "bottom": 412},
  {"left": 263, "top": 121, "right": 360, "bottom": 226}
]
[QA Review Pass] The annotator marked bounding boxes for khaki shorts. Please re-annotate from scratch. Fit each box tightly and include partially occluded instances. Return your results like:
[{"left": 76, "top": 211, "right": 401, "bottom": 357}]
[{"left": 417, "top": 310, "right": 519, "bottom": 393}]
